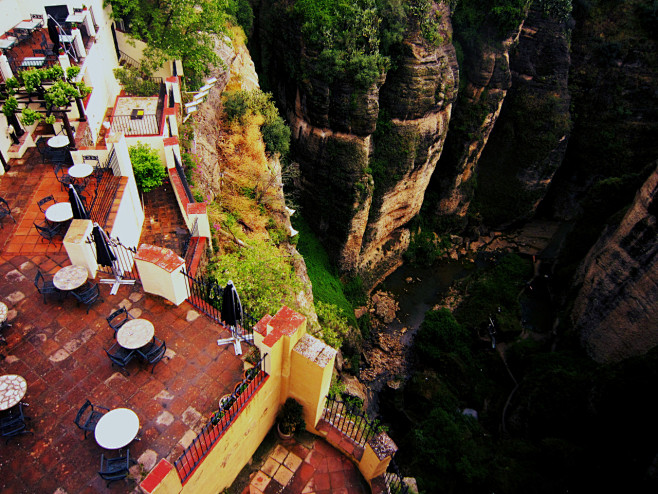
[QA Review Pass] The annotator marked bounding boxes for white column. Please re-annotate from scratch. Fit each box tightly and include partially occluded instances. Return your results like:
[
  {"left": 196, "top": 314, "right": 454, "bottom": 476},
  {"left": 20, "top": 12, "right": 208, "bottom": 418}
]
[
  {"left": 83, "top": 11, "right": 96, "bottom": 37},
  {"left": 72, "top": 29, "right": 87, "bottom": 58},
  {"left": 63, "top": 219, "right": 99, "bottom": 278},
  {"left": 0, "top": 55, "right": 13, "bottom": 81},
  {"left": 58, "top": 54, "right": 71, "bottom": 72}
]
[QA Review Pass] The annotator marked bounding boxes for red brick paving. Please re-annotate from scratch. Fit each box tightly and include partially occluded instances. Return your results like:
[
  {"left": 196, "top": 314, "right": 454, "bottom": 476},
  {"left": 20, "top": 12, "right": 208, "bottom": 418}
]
[{"left": 0, "top": 253, "right": 246, "bottom": 493}]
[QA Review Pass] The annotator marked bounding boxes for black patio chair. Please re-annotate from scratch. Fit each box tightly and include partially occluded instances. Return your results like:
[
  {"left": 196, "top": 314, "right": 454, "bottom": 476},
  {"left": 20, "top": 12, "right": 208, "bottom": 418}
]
[
  {"left": 0, "top": 198, "right": 16, "bottom": 229},
  {"left": 136, "top": 337, "right": 167, "bottom": 373},
  {"left": 37, "top": 195, "right": 56, "bottom": 213},
  {"left": 0, "top": 403, "right": 32, "bottom": 444},
  {"left": 105, "top": 343, "right": 136, "bottom": 374},
  {"left": 74, "top": 400, "right": 109, "bottom": 439},
  {"left": 99, "top": 450, "right": 135, "bottom": 487},
  {"left": 54, "top": 164, "right": 74, "bottom": 191},
  {"left": 107, "top": 308, "right": 133, "bottom": 337},
  {"left": 72, "top": 283, "right": 102, "bottom": 313},
  {"left": 34, "top": 137, "right": 58, "bottom": 163},
  {"left": 34, "top": 270, "right": 61, "bottom": 304},
  {"left": 34, "top": 220, "right": 65, "bottom": 243}
]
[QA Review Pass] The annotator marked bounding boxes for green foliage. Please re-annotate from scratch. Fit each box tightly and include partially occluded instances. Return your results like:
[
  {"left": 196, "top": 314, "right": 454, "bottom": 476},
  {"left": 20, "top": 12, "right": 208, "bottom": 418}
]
[
  {"left": 113, "top": 67, "right": 159, "bottom": 96},
  {"left": 315, "top": 300, "right": 352, "bottom": 348},
  {"left": 2, "top": 96, "right": 18, "bottom": 118},
  {"left": 128, "top": 142, "right": 166, "bottom": 192},
  {"left": 453, "top": 0, "right": 531, "bottom": 40},
  {"left": 223, "top": 89, "right": 291, "bottom": 156},
  {"left": 404, "top": 227, "right": 451, "bottom": 266},
  {"left": 45, "top": 80, "right": 84, "bottom": 107},
  {"left": 536, "top": 0, "right": 573, "bottom": 21},
  {"left": 277, "top": 397, "right": 305, "bottom": 434},
  {"left": 293, "top": 216, "right": 357, "bottom": 327},
  {"left": 226, "top": 0, "right": 254, "bottom": 35},
  {"left": 19, "top": 107, "right": 43, "bottom": 126},
  {"left": 106, "top": 0, "right": 232, "bottom": 88},
  {"left": 454, "top": 253, "right": 532, "bottom": 334},
  {"left": 416, "top": 308, "right": 470, "bottom": 366},
  {"left": 66, "top": 66, "right": 81, "bottom": 81},
  {"left": 209, "top": 239, "right": 303, "bottom": 319}
]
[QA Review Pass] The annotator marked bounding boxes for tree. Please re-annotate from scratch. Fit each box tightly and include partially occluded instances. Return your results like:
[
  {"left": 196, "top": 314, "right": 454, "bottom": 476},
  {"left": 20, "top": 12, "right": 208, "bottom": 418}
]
[
  {"left": 106, "top": 0, "right": 240, "bottom": 87},
  {"left": 128, "top": 142, "right": 166, "bottom": 192}
]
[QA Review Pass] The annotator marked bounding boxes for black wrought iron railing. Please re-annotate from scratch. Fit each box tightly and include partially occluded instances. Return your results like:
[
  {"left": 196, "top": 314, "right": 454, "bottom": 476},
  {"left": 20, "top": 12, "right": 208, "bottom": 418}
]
[
  {"left": 85, "top": 228, "right": 140, "bottom": 282},
  {"left": 87, "top": 150, "right": 121, "bottom": 228},
  {"left": 322, "top": 396, "right": 380, "bottom": 447},
  {"left": 108, "top": 113, "right": 160, "bottom": 135},
  {"left": 174, "top": 353, "right": 269, "bottom": 483},
  {"left": 180, "top": 268, "right": 258, "bottom": 337},
  {"left": 384, "top": 459, "right": 410, "bottom": 494},
  {"left": 118, "top": 50, "right": 140, "bottom": 70},
  {"left": 174, "top": 152, "right": 194, "bottom": 204}
]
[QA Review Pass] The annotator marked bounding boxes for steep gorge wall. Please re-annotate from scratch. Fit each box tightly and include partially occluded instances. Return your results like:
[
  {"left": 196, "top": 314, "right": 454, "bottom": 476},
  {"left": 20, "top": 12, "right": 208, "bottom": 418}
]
[
  {"left": 259, "top": 1, "right": 458, "bottom": 287},
  {"left": 571, "top": 163, "right": 658, "bottom": 363}
]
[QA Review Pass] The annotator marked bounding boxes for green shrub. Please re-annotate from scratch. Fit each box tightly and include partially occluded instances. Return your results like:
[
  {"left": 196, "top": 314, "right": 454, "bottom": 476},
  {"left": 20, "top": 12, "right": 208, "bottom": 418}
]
[
  {"left": 113, "top": 67, "right": 159, "bottom": 96},
  {"left": 315, "top": 300, "right": 352, "bottom": 348},
  {"left": 128, "top": 142, "right": 166, "bottom": 192},
  {"left": 416, "top": 308, "right": 470, "bottom": 366},
  {"left": 209, "top": 239, "right": 303, "bottom": 318}
]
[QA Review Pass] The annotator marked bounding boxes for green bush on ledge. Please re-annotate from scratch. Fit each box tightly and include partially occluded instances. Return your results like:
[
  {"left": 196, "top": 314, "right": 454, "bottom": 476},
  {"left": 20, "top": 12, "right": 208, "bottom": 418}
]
[{"left": 128, "top": 142, "right": 166, "bottom": 193}]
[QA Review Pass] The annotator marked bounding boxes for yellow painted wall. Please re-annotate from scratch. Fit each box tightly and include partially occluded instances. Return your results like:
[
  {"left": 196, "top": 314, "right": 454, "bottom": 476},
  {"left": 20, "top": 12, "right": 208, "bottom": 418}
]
[{"left": 179, "top": 374, "right": 280, "bottom": 494}]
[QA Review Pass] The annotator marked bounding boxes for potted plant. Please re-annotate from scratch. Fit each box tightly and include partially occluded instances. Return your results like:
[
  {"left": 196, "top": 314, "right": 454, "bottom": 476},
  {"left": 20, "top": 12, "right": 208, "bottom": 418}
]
[
  {"left": 277, "top": 398, "right": 305, "bottom": 439},
  {"left": 243, "top": 346, "right": 260, "bottom": 371},
  {"left": 20, "top": 107, "right": 43, "bottom": 126},
  {"left": 43, "top": 114, "right": 57, "bottom": 134}
]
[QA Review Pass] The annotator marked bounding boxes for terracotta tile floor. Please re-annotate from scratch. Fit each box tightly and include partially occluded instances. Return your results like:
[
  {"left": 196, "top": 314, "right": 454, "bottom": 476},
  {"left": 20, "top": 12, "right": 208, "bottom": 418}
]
[
  {"left": 243, "top": 437, "right": 370, "bottom": 494},
  {"left": 0, "top": 253, "right": 245, "bottom": 493}
]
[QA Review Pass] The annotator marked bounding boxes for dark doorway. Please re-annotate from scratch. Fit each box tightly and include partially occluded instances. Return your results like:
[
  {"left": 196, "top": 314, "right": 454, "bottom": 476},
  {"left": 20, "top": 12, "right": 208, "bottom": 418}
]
[{"left": 45, "top": 5, "right": 70, "bottom": 24}]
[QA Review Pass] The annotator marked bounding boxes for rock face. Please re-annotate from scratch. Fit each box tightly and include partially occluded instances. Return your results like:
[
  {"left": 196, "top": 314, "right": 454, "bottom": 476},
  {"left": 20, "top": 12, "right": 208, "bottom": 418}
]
[
  {"left": 261, "top": 1, "right": 458, "bottom": 289},
  {"left": 571, "top": 164, "right": 658, "bottom": 363}
]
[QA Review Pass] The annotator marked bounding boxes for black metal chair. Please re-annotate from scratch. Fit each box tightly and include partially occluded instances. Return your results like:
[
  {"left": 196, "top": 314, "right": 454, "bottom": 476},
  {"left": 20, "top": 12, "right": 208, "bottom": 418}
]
[
  {"left": 34, "top": 270, "right": 61, "bottom": 304},
  {"left": 0, "top": 198, "right": 16, "bottom": 229},
  {"left": 35, "top": 137, "right": 67, "bottom": 164},
  {"left": 0, "top": 403, "right": 33, "bottom": 444},
  {"left": 37, "top": 195, "right": 56, "bottom": 213},
  {"left": 34, "top": 220, "right": 65, "bottom": 243},
  {"left": 99, "top": 450, "right": 135, "bottom": 487},
  {"left": 74, "top": 400, "right": 109, "bottom": 439},
  {"left": 136, "top": 337, "right": 167, "bottom": 373},
  {"left": 107, "top": 308, "right": 133, "bottom": 338},
  {"left": 72, "top": 283, "right": 102, "bottom": 313},
  {"left": 105, "top": 343, "right": 136, "bottom": 374},
  {"left": 54, "top": 164, "right": 74, "bottom": 191}
]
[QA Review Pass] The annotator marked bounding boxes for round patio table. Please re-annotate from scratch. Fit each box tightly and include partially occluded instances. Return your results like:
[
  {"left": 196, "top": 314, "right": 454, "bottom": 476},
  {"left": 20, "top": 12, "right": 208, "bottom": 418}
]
[
  {"left": 47, "top": 135, "right": 70, "bottom": 148},
  {"left": 45, "top": 202, "right": 73, "bottom": 223},
  {"left": 117, "top": 319, "right": 155, "bottom": 350},
  {"left": 95, "top": 408, "right": 140, "bottom": 449},
  {"left": 0, "top": 374, "right": 27, "bottom": 411},
  {"left": 68, "top": 163, "right": 93, "bottom": 179},
  {"left": 53, "top": 265, "right": 88, "bottom": 291}
]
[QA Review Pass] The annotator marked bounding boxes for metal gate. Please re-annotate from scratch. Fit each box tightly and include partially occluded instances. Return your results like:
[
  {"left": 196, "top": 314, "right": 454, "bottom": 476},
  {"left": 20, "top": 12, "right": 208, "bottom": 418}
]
[{"left": 86, "top": 228, "right": 140, "bottom": 282}]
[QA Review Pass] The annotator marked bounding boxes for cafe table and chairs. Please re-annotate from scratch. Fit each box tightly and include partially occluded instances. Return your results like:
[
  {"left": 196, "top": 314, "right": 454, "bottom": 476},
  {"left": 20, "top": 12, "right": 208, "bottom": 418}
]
[
  {"left": 94, "top": 407, "right": 140, "bottom": 450},
  {"left": 53, "top": 265, "right": 88, "bottom": 293},
  {"left": 0, "top": 374, "right": 27, "bottom": 412},
  {"left": 117, "top": 319, "right": 155, "bottom": 351},
  {"left": 48, "top": 134, "right": 71, "bottom": 149},
  {"left": 68, "top": 163, "right": 93, "bottom": 185},
  {"left": 0, "top": 36, "right": 17, "bottom": 53},
  {"left": 45, "top": 201, "right": 73, "bottom": 224}
]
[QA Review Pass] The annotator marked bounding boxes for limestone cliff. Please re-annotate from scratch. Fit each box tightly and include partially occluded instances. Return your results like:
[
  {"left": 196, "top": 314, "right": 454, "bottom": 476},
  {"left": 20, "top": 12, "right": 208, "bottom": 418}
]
[
  {"left": 571, "top": 163, "right": 658, "bottom": 363},
  {"left": 259, "top": 1, "right": 458, "bottom": 288}
]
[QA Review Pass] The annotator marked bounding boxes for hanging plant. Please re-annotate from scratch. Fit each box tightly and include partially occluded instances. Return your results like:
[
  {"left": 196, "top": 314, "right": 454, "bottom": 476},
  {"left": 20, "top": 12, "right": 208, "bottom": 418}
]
[
  {"left": 45, "top": 65, "right": 65, "bottom": 81},
  {"left": 4, "top": 77, "right": 20, "bottom": 95},
  {"left": 45, "top": 81, "right": 80, "bottom": 108},
  {"left": 2, "top": 96, "right": 18, "bottom": 118},
  {"left": 66, "top": 66, "right": 81, "bottom": 81},
  {"left": 20, "top": 108, "right": 43, "bottom": 126},
  {"left": 21, "top": 69, "right": 44, "bottom": 94},
  {"left": 44, "top": 115, "right": 57, "bottom": 125},
  {"left": 76, "top": 82, "right": 92, "bottom": 98}
]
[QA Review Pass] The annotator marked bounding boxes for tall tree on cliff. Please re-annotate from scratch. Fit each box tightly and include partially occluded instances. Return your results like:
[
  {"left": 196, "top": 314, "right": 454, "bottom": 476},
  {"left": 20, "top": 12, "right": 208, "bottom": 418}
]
[{"left": 106, "top": 0, "right": 245, "bottom": 87}]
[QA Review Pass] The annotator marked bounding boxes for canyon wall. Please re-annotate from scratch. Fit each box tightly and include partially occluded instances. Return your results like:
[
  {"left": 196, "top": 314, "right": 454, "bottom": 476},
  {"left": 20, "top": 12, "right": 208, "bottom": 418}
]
[{"left": 571, "top": 163, "right": 658, "bottom": 363}]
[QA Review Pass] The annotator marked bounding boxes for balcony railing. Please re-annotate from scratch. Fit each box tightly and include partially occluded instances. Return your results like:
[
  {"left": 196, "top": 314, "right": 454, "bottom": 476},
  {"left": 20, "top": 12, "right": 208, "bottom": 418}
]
[
  {"left": 174, "top": 353, "right": 269, "bottom": 483},
  {"left": 322, "top": 396, "right": 381, "bottom": 446}
]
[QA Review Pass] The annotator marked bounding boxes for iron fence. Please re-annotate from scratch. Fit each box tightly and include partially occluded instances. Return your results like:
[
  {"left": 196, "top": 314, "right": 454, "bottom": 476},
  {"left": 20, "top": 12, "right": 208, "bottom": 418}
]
[
  {"left": 174, "top": 152, "right": 194, "bottom": 203},
  {"left": 384, "top": 459, "right": 409, "bottom": 494},
  {"left": 322, "top": 396, "right": 380, "bottom": 447},
  {"left": 174, "top": 353, "right": 269, "bottom": 483},
  {"left": 180, "top": 268, "right": 257, "bottom": 338},
  {"left": 10, "top": 56, "right": 58, "bottom": 74},
  {"left": 87, "top": 150, "right": 121, "bottom": 229},
  {"left": 108, "top": 114, "right": 160, "bottom": 136},
  {"left": 85, "top": 228, "right": 140, "bottom": 282}
]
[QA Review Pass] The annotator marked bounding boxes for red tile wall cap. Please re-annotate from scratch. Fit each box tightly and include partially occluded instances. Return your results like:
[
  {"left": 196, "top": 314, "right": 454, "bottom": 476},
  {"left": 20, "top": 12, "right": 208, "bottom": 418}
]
[
  {"left": 262, "top": 306, "right": 306, "bottom": 347},
  {"left": 164, "top": 107, "right": 176, "bottom": 116},
  {"left": 166, "top": 76, "right": 178, "bottom": 83},
  {"left": 135, "top": 244, "right": 185, "bottom": 273},
  {"left": 163, "top": 136, "right": 179, "bottom": 146},
  {"left": 140, "top": 458, "right": 174, "bottom": 494},
  {"left": 254, "top": 314, "right": 273, "bottom": 336},
  {"left": 187, "top": 202, "right": 207, "bottom": 215}
]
